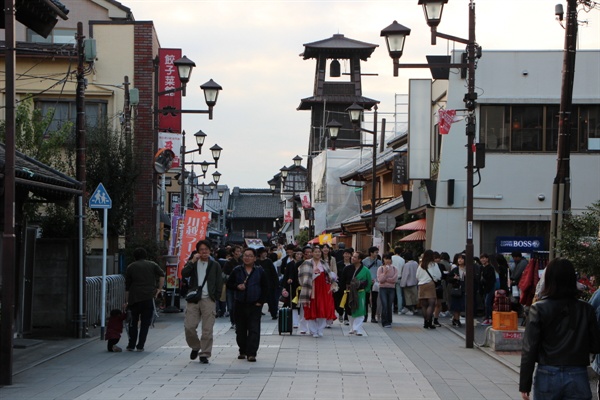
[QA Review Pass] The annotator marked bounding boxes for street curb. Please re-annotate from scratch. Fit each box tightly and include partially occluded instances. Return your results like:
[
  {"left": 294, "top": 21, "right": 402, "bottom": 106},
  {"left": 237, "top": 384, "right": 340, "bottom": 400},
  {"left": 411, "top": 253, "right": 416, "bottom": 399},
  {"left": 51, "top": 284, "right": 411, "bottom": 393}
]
[{"left": 443, "top": 323, "right": 520, "bottom": 374}]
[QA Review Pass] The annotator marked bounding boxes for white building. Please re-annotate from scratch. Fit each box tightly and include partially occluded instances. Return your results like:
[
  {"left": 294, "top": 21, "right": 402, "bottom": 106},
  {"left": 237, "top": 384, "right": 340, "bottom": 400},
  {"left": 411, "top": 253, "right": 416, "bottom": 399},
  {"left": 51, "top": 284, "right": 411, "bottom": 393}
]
[{"left": 408, "top": 50, "right": 600, "bottom": 255}]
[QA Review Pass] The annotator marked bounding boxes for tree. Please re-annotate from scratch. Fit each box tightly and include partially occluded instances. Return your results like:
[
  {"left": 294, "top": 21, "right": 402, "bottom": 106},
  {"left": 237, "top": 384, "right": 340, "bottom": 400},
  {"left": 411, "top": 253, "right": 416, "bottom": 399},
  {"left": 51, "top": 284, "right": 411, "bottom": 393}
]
[{"left": 555, "top": 200, "right": 600, "bottom": 277}]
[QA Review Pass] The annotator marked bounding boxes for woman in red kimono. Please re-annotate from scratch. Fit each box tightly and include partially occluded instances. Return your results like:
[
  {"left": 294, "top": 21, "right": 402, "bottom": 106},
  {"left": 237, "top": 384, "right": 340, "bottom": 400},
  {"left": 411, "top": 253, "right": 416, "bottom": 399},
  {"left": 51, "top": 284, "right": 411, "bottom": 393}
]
[{"left": 299, "top": 246, "right": 337, "bottom": 337}]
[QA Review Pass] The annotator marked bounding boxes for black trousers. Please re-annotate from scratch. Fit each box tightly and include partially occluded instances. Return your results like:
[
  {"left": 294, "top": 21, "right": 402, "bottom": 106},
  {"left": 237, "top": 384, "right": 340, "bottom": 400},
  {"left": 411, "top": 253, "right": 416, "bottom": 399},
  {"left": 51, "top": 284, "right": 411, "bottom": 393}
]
[
  {"left": 234, "top": 302, "right": 262, "bottom": 357},
  {"left": 107, "top": 338, "right": 120, "bottom": 351},
  {"left": 127, "top": 299, "right": 154, "bottom": 350}
]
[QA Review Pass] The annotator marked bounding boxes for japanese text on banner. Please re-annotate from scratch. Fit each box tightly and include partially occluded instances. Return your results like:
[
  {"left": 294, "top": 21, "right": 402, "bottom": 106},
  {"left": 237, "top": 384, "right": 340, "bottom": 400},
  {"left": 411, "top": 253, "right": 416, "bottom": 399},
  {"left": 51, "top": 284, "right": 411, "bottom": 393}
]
[{"left": 177, "top": 210, "right": 210, "bottom": 278}]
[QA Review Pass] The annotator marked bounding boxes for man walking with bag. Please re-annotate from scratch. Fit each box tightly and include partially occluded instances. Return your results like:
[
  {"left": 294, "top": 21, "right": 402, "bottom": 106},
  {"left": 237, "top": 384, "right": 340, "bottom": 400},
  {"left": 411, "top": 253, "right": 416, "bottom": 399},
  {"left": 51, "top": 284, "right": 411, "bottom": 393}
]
[{"left": 182, "top": 240, "right": 223, "bottom": 364}]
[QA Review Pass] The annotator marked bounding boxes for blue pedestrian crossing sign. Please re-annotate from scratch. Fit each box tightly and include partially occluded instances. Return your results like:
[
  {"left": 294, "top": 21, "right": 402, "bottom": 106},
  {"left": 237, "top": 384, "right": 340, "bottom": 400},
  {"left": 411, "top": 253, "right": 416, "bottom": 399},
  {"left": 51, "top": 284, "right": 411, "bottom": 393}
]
[{"left": 89, "top": 183, "right": 112, "bottom": 209}]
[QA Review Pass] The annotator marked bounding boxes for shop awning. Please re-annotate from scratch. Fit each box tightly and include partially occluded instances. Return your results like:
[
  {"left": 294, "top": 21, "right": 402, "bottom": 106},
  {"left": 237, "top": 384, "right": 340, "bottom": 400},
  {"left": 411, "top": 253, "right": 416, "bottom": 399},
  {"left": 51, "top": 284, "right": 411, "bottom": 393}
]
[
  {"left": 399, "top": 230, "right": 426, "bottom": 242},
  {"left": 395, "top": 218, "right": 426, "bottom": 231}
]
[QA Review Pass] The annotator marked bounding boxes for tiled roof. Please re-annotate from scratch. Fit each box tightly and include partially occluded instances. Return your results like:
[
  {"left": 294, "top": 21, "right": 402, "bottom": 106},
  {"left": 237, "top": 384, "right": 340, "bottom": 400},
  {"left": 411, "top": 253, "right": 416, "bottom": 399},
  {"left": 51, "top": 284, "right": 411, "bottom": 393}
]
[
  {"left": 301, "top": 34, "right": 378, "bottom": 60},
  {"left": 340, "top": 196, "right": 405, "bottom": 225},
  {"left": 339, "top": 145, "right": 404, "bottom": 182},
  {"left": 298, "top": 95, "right": 379, "bottom": 111},
  {"left": 0, "top": 143, "right": 82, "bottom": 201},
  {"left": 229, "top": 189, "right": 283, "bottom": 219}
]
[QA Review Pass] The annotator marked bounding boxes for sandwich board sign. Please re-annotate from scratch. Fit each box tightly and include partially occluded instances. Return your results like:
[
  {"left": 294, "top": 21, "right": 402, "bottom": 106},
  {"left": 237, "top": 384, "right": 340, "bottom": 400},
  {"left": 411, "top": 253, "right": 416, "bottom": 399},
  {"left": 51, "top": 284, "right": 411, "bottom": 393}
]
[{"left": 89, "top": 183, "right": 112, "bottom": 209}]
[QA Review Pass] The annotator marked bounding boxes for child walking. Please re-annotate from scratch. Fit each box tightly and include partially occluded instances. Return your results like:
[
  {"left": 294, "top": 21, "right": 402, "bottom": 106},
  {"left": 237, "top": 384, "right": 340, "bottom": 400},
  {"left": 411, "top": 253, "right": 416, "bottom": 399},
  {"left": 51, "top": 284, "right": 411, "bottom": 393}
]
[{"left": 106, "top": 309, "right": 127, "bottom": 352}]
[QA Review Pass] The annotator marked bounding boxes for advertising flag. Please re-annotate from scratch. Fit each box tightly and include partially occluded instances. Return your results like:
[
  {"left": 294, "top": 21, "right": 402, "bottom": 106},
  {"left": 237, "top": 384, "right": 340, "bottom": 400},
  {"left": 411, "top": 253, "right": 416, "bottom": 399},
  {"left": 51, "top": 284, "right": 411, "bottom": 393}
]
[{"left": 177, "top": 210, "right": 210, "bottom": 277}]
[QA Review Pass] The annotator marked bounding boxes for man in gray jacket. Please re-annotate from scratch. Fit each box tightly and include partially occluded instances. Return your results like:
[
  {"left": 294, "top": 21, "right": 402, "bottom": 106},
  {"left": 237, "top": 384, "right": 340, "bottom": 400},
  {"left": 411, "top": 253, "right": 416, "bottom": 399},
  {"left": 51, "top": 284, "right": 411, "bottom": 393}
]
[{"left": 182, "top": 240, "right": 223, "bottom": 364}]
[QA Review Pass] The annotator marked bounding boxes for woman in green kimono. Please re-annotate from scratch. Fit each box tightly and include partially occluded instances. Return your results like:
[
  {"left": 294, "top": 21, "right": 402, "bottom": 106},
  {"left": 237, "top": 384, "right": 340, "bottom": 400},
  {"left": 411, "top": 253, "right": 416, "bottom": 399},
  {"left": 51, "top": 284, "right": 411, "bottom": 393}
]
[{"left": 348, "top": 252, "right": 372, "bottom": 336}]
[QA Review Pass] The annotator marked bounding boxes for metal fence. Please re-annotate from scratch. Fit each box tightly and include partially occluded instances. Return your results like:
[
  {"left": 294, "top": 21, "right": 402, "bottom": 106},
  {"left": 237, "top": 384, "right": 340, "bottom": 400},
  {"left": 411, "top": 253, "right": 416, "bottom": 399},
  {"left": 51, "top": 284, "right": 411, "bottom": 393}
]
[{"left": 85, "top": 275, "right": 126, "bottom": 327}]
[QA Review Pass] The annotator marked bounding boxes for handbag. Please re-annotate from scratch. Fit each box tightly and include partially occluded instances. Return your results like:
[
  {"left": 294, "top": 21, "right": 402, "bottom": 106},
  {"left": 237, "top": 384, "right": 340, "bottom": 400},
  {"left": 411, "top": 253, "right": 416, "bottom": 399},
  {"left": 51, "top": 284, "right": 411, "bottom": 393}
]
[
  {"left": 450, "top": 286, "right": 463, "bottom": 298},
  {"left": 185, "top": 289, "right": 202, "bottom": 304},
  {"left": 185, "top": 269, "right": 209, "bottom": 304},
  {"left": 425, "top": 268, "right": 443, "bottom": 298}
]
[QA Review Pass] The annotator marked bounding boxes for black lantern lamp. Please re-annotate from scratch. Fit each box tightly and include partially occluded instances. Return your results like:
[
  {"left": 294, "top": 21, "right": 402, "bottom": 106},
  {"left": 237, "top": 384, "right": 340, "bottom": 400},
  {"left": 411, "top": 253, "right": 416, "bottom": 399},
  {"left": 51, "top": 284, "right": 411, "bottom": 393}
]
[
  {"left": 418, "top": 0, "right": 448, "bottom": 44},
  {"left": 419, "top": 0, "right": 448, "bottom": 28},
  {"left": 194, "top": 130, "right": 207, "bottom": 150},
  {"left": 381, "top": 21, "right": 411, "bottom": 62},
  {"left": 201, "top": 79, "right": 223, "bottom": 108},
  {"left": 293, "top": 155, "right": 303, "bottom": 167},
  {"left": 209, "top": 181, "right": 217, "bottom": 191},
  {"left": 212, "top": 170, "right": 221, "bottom": 184},
  {"left": 326, "top": 119, "right": 343, "bottom": 150},
  {"left": 200, "top": 160, "right": 210, "bottom": 177},
  {"left": 210, "top": 144, "right": 223, "bottom": 167},
  {"left": 174, "top": 55, "right": 195, "bottom": 85},
  {"left": 346, "top": 102, "right": 364, "bottom": 125},
  {"left": 218, "top": 189, "right": 225, "bottom": 199},
  {"left": 280, "top": 166, "right": 289, "bottom": 180}
]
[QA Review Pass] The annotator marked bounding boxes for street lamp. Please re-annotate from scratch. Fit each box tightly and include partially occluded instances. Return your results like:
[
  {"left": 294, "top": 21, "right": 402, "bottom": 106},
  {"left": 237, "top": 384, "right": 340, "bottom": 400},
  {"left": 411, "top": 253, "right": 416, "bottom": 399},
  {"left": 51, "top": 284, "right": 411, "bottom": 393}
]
[
  {"left": 381, "top": 0, "right": 479, "bottom": 348},
  {"left": 327, "top": 103, "right": 384, "bottom": 247},
  {"left": 280, "top": 157, "right": 307, "bottom": 243}
]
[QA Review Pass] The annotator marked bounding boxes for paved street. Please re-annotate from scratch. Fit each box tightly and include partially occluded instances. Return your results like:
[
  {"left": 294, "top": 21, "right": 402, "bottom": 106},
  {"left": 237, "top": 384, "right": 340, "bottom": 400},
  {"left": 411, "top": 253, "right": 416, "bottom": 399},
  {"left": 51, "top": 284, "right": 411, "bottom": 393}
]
[{"left": 2, "top": 310, "right": 521, "bottom": 400}]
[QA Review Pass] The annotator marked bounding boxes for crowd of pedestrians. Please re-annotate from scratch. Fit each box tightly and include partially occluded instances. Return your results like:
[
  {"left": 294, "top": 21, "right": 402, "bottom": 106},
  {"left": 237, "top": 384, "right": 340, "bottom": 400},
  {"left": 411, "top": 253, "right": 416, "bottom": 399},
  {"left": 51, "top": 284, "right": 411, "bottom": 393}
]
[{"left": 117, "top": 240, "right": 600, "bottom": 398}]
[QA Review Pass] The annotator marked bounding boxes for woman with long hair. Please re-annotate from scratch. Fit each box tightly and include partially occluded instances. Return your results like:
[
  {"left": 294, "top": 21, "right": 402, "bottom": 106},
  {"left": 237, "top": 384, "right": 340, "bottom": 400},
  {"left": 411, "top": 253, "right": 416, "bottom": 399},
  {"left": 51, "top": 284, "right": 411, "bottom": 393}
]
[
  {"left": 415, "top": 250, "right": 442, "bottom": 329},
  {"left": 520, "top": 258, "right": 600, "bottom": 400},
  {"left": 449, "top": 254, "right": 466, "bottom": 327},
  {"left": 298, "top": 246, "right": 337, "bottom": 338},
  {"left": 321, "top": 243, "right": 339, "bottom": 327},
  {"left": 377, "top": 253, "right": 398, "bottom": 328}
]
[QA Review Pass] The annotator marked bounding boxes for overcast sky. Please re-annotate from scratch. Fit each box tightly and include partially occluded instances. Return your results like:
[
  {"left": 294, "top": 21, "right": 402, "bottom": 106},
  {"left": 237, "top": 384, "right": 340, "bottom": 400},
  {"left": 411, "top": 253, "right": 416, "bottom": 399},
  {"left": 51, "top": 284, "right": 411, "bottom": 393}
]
[{"left": 128, "top": 0, "right": 600, "bottom": 189}]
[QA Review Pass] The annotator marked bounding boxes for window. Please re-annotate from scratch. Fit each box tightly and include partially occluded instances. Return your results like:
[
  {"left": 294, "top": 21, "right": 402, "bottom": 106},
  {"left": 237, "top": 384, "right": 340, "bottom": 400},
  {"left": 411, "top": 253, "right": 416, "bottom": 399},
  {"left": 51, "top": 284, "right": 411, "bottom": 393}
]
[
  {"left": 27, "top": 28, "right": 76, "bottom": 44},
  {"left": 36, "top": 100, "right": 107, "bottom": 134},
  {"left": 479, "top": 104, "right": 600, "bottom": 152}
]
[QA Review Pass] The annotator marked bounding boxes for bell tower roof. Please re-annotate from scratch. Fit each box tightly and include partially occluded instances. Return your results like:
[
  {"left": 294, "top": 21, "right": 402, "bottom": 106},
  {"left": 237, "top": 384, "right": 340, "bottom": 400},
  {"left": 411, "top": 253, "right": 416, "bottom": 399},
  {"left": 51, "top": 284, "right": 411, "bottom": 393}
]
[{"left": 301, "top": 34, "right": 378, "bottom": 61}]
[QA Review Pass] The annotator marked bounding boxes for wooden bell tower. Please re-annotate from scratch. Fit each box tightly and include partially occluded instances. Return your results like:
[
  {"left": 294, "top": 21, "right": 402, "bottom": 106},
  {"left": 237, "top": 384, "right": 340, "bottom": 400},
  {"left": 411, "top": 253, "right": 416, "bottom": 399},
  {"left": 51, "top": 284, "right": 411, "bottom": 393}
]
[{"left": 298, "top": 34, "right": 379, "bottom": 155}]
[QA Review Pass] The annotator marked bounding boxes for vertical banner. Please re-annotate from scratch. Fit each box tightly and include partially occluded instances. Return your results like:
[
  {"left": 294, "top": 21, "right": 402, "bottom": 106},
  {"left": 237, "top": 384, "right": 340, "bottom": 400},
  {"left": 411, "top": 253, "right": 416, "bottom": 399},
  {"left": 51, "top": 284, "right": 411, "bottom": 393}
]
[
  {"left": 158, "top": 48, "right": 182, "bottom": 133},
  {"left": 158, "top": 131, "right": 182, "bottom": 169},
  {"left": 177, "top": 210, "right": 210, "bottom": 277},
  {"left": 284, "top": 208, "right": 293, "bottom": 223},
  {"left": 299, "top": 192, "right": 311, "bottom": 209},
  {"left": 408, "top": 79, "right": 432, "bottom": 180},
  {"left": 193, "top": 194, "right": 203, "bottom": 210}
]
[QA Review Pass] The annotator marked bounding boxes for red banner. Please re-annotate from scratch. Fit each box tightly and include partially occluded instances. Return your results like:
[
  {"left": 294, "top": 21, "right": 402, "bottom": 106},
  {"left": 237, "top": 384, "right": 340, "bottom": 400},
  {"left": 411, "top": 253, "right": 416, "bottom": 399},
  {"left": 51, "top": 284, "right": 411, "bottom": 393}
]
[
  {"left": 284, "top": 208, "right": 293, "bottom": 223},
  {"left": 177, "top": 210, "right": 210, "bottom": 278},
  {"left": 158, "top": 48, "right": 182, "bottom": 133},
  {"left": 438, "top": 109, "right": 457, "bottom": 135}
]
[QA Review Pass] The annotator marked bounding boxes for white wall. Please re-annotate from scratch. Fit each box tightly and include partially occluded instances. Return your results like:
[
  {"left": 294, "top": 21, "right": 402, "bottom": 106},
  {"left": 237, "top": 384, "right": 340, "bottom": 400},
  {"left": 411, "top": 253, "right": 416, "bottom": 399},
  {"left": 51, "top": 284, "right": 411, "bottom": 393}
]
[{"left": 429, "top": 50, "right": 600, "bottom": 254}]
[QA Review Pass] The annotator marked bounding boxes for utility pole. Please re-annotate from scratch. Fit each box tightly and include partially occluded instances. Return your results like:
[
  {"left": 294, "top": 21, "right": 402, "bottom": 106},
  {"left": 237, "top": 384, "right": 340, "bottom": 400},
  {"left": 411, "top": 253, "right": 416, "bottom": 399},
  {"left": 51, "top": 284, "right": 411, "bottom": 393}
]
[
  {"left": 1, "top": 0, "right": 17, "bottom": 386},
  {"left": 549, "top": 0, "right": 578, "bottom": 258},
  {"left": 75, "top": 22, "right": 87, "bottom": 339}
]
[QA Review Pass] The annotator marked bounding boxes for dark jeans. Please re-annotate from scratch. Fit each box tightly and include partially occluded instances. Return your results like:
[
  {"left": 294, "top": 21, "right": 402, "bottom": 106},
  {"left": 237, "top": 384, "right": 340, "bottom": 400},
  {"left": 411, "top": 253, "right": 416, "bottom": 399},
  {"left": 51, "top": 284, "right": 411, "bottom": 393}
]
[
  {"left": 379, "top": 287, "right": 395, "bottom": 326},
  {"left": 127, "top": 299, "right": 154, "bottom": 350},
  {"left": 226, "top": 289, "right": 235, "bottom": 324},
  {"left": 484, "top": 290, "right": 495, "bottom": 319},
  {"left": 267, "top": 287, "right": 280, "bottom": 318},
  {"left": 533, "top": 365, "right": 591, "bottom": 400},
  {"left": 234, "top": 302, "right": 262, "bottom": 357},
  {"left": 370, "top": 291, "right": 379, "bottom": 320}
]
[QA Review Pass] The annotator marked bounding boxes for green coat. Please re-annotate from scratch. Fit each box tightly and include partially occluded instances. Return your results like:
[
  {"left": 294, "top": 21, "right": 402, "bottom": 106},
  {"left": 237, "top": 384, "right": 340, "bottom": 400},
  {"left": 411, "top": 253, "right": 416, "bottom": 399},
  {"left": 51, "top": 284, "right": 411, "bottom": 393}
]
[{"left": 352, "top": 266, "right": 372, "bottom": 318}]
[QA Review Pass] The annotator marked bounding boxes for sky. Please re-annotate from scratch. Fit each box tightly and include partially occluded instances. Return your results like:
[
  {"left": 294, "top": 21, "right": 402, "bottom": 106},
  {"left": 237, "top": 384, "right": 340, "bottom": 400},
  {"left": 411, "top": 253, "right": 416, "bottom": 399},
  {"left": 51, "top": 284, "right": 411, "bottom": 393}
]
[{"left": 128, "top": 0, "right": 600, "bottom": 189}]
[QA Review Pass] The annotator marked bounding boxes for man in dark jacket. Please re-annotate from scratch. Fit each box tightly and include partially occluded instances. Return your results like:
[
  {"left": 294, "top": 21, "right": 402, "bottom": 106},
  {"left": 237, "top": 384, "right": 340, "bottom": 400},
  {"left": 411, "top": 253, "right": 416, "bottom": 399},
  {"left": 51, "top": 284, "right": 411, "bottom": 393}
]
[
  {"left": 223, "top": 245, "right": 242, "bottom": 329},
  {"left": 257, "top": 247, "right": 280, "bottom": 320},
  {"left": 124, "top": 248, "right": 165, "bottom": 352},
  {"left": 181, "top": 240, "right": 223, "bottom": 364},
  {"left": 227, "top": 248, "right": 268, "bottom": 362}
]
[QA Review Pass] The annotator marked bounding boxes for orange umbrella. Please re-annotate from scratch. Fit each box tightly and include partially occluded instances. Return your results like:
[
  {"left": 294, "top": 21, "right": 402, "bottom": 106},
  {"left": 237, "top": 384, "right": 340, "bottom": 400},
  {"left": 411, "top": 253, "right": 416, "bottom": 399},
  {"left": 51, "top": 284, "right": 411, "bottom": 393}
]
[
  {"left": 395, "top": 218, "right": 426, "bottom": 231},
  {"left": 398, "top": 230, "right": 426, "bottom": 242}
]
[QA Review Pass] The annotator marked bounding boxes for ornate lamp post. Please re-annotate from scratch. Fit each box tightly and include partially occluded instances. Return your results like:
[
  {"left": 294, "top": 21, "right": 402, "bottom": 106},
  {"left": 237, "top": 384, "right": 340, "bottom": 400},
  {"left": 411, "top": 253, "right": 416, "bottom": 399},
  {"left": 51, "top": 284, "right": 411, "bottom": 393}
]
[
  {"left": 328, "top": 103, "right": 385, "bottom": 246},
  {"left": 280, "top": 157, "right": 307, "bottom": 243},
  {"left": 381, "top": 0, "right": 479, "bottom": 348}
]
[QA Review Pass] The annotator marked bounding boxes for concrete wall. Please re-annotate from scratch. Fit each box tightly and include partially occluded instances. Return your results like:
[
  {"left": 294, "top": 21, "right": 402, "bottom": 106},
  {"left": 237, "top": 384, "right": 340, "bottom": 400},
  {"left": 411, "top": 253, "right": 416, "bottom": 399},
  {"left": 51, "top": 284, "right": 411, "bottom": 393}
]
[{"left": 31, "top": 239, "right": 74, "bottom": 336}]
